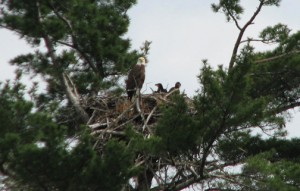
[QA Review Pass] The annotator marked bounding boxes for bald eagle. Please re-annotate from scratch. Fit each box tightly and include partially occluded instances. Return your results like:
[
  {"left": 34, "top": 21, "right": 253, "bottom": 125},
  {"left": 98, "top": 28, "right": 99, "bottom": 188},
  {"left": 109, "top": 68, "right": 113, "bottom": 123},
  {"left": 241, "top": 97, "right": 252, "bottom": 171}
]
[
  {"left": 168, "top": 82, "right": 181, "bottom": 93},
  {"left": 155, "top": 83, "right": 167, "bottom": 93},
  {"left": 126, "top": 57, "right": 146, "bottom": 101}
]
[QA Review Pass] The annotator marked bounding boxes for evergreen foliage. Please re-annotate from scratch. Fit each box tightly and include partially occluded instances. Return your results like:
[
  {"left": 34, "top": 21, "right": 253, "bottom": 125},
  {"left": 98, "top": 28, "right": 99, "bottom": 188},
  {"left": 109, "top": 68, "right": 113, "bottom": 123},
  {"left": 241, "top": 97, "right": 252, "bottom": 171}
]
[{"left": 1, "top": 0, "right": 300, "bottom": 190}]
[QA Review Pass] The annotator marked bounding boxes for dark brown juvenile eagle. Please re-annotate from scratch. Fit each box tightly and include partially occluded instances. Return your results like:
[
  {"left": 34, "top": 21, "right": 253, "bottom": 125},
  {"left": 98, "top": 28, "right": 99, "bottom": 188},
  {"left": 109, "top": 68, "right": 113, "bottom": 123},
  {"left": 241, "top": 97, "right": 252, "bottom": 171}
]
[
  {"left": 125, "top": 57, "right": 146, "bottom": 101},
  {"left": 155, "top": 83, "right": 167, "bottom": 93},
  {"left": 168, "top": 82, "right": 181, "bottom": 93}
]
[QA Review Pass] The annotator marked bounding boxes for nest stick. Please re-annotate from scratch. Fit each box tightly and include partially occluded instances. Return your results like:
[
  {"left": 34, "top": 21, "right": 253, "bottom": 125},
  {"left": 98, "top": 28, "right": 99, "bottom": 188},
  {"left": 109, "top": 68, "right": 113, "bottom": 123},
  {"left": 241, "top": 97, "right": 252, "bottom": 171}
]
[
  {"left": 142, "top": 106, "right": 157, "bottom": 133},
  {"left": 136, "top": 89, "right": 145, "bottom": 122}
]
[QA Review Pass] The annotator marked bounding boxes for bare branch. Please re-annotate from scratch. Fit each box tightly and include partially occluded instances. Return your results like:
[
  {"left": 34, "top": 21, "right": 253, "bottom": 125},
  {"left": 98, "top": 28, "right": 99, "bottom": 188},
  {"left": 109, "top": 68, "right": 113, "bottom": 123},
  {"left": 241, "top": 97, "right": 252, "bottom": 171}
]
[
  {"left": 136, "top": 89, "right": 145, "bottom": 122},
  {"left": 113, "top": 114, "right": 140, "bottom": 130},
  {"left": 62, "top": 73, "right": 90, "bottom": 122},
  {"left": 89, "top": 122, "right": 108, "bottom": 129},
  {"left": 240, "top": 38, "right": 277, "bottom": 44},
  {"left": 91, "top": 129, "right": 125, "bottom": 136},
  {"left": 255, "top": 50, "right": 300, "bottom": 64},
  {"left": 142, "top": 106, "right": 157, "bottom": 133},
  {"left": 87, "top": 110, "right": 97, "bottom": 125}
]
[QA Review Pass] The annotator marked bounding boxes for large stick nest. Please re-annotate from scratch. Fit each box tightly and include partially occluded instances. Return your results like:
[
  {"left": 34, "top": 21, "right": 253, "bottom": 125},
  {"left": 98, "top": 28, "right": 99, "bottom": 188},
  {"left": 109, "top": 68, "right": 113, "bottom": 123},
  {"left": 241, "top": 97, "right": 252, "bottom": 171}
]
[{"left": 80, "top": 91, "right": 194, "bottom": 147}]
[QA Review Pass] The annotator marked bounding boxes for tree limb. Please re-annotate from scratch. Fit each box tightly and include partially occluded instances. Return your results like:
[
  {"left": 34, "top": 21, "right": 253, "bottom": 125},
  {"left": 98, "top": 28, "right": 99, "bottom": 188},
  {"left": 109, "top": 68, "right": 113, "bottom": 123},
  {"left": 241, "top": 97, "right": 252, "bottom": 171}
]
[
  {"left": 255, "top": 50, "right": 300, "bottom": 64},
  {"left": 142, "top": 106, "right": 157, "bottom": 133},
  {"left": 228, "top": 1, "right": 264, "bottom": 70},
  {"left": 36, "top": 1, "right": 89, "bottom": 123},
  {"left": 47, "top": 1, "right": 99, "bottom": 74}
]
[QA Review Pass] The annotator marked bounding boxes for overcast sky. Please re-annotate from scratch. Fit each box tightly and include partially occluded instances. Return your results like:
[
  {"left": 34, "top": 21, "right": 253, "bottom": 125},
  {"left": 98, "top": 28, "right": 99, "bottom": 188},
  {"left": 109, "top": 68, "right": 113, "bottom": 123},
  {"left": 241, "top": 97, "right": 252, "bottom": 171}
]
[{"left": 1, "top": 0, "right": 300, "bottom": 138}]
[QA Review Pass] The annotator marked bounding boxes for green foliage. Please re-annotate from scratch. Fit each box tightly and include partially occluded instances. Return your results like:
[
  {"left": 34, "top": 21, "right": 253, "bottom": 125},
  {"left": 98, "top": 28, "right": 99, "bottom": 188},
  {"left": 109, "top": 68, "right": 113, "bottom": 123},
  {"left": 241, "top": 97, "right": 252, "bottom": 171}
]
[
  {"left": 250, "top": 32, "right": 300, "bottom": 109},
  {"left": 68, "top": 136, "right": 135, "bottom": 191},
  {"left": 263, "top": 0, "right": 281, "bottom": 6},
  {"left": 0, "top": 0, "right": 140, "bottom": 190},
  {"left": 217, "top": 131, "right": 300, "bottom": 163},
  {"left": 156, "top": 95, "right": 201, "bottom": 154},
  {"left": 125, "top": 127, "right": 163, "bottom": 156},
  {"left": 5, "top": 124, "right": 136, "bottom": 191},
  {"left": 212, "top": 0, "right": 281, "bottom": 23},
  {"left": 211, "top": 0, "right": 244, "bottom": 21},
  {"left": 259, "top": 23, "right": 290, "bottom": 43},
  {"left": 194, "top": 47, "right": 284, "bottom": 144},
  {"left": 242, "top": 152, "right": 300, "bottom": 191},
  {"left": 193, "top": 35, "right": 300, "bottom": 189},
  {"left": 0, "top": 81, "right": 37, "bottom": 170},
  {"left": 1, "top": 0, "right": 138, "bottom": 96}
]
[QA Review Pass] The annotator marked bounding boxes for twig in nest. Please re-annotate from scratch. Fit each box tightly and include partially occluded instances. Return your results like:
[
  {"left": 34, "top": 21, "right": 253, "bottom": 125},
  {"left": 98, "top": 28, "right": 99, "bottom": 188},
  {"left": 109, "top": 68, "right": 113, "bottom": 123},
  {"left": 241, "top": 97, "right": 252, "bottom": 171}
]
[
  {"left": 142, "top": 106, "right": 157, "bottom": 133},
  {"left": 111, "top": 101, "right": 135, "bottom": 125},
  {"left": 89, "top": 122, "right": 109, "bottom": 129},
  {"left": 113, "top": 114, "right": 140, "bottom": 131},
  {"left": 165, "top": 89, "right": 179, "bottom": 98},
  {"left": 136, "top": 89, "right": 145, "bottom": 123},
  {"left": 91, "top": 129, "right": 125, "bottom": 136},
  {"left": 106, "top": 117, "right": 110, "bottom": 128},
  {"left": 88, "top": 100, "right": 135, "bottom": 130},
  {"left": 87, "top": 110, "right": 97, "bottom": 125},
  {"left": 89, "top": 107, "right": 109, "bottom": 112}
]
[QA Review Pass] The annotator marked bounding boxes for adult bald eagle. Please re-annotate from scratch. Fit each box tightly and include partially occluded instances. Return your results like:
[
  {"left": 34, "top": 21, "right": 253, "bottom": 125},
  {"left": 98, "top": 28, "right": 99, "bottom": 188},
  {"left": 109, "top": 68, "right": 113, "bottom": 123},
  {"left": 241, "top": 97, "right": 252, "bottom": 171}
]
[
  {"left": 126, "top": 57, "right": 146, "bottom": 101},
  {"left": 168, "top": 82, "right": 181, "bottom": 93},
  {"left": 155, "top": 83, "right": 167, "bottom": 93}
]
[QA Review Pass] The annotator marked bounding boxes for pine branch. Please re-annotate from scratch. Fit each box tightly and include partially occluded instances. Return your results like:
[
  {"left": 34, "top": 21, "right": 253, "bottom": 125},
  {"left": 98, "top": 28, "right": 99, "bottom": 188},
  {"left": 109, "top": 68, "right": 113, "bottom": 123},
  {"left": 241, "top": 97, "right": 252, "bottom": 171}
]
[
  {"left": 240, "top": 38, "right": 277, "bottom": 44},
  {"left": 35, "top": 1, "right": 89, "bottom": 123},
  {"left": 272, "top": 101, "right": 300, "bottom": 114},
  {"left": 255, "top": 50, "right": 300, "bottom": 64},
  {"left": 47, "top": 2, "right": 99, "bottom": 74},
  {"left": 113, "top": 114, "right": 140, "bottom": 130},
  {"left": 225, "top": 7, "right": 242, "bottom": 30},
  {"left": 228, "top": 1, "right": 264, "bottom": 70}
]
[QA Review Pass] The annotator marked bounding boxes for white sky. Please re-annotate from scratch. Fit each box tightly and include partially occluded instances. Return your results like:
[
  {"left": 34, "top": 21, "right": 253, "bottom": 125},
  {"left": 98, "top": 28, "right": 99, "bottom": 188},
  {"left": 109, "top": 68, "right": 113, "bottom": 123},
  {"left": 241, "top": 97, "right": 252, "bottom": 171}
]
[{"left": 0, "top": 0, "right": 300, "bottom": 137}]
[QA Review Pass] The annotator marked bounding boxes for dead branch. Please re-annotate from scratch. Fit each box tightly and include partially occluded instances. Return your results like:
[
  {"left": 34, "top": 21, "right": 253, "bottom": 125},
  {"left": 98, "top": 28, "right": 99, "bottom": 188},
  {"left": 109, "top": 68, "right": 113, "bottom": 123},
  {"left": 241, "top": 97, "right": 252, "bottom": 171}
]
[
  {"left": 255, "top": 50, "right": 300, "bottom": 64},
  {"left": 142, "top": 106, "right": 157, "bottom": 133},
  {"left": 91, "top": 129, "right": 125, "bottom": 136},
  {"left": 62, "top": 73, "right": 89, "bottom": 123},
  {"left": 89, "top": 121, "right": 109, "bottom": 129}
]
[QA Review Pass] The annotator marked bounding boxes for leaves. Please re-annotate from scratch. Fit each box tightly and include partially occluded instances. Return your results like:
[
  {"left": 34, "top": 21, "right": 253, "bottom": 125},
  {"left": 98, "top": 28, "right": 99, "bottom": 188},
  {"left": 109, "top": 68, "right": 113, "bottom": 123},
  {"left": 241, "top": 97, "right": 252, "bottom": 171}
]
[
  {"left": 242, "top": 152, "right": 300, "bottom": 191},
  {"left": 259, "top": 23, "right": 290, "bottom": 44},
  {"left": 156, "top": 95, "right": 200, "bottom": 154},
  {"left": 211, "top": 0, "right": 244, "bottom": 21}
]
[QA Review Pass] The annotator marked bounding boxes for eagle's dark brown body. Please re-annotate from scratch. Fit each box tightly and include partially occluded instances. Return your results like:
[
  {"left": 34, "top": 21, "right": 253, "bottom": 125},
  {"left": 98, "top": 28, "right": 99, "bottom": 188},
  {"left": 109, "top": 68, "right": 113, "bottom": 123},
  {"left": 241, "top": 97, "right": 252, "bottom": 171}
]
[
  {"left": 155, "top": 83, "right": 167, "bottom": 93},
  {"left": 126, "top": 57, "right": 146, "bottom": 101},
  {"left": 168, "top": 82, "right": 181, "bottom": 93}
]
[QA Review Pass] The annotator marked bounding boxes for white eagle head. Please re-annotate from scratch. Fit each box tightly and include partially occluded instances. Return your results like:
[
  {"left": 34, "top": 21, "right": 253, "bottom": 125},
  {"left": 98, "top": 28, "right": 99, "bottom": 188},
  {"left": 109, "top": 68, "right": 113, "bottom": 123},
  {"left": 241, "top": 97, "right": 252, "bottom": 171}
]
[{"left": 137, "top": 57, "right": 146, "bottom": 66}]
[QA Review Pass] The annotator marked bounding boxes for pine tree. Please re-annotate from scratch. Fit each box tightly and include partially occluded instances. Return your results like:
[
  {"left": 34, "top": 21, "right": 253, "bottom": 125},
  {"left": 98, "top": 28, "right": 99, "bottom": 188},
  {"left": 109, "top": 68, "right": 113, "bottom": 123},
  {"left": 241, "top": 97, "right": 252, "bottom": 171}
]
[{"left": 1, "top": 0, "right": 300, "bottom": 191}]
